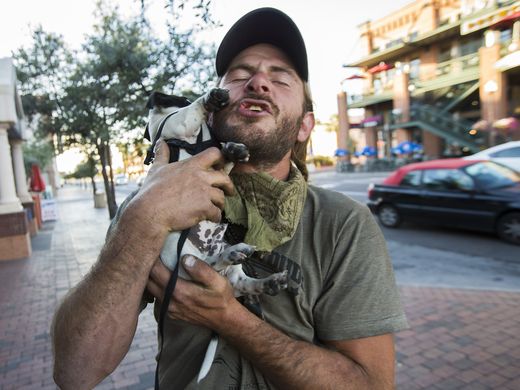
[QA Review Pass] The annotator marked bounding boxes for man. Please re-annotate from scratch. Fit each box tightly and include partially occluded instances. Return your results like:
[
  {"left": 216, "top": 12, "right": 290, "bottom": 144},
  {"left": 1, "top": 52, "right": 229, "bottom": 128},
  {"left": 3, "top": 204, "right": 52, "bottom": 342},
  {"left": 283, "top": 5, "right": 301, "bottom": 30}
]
[{"left": 52, "top": 8, "right": 407, "bottom": 389}]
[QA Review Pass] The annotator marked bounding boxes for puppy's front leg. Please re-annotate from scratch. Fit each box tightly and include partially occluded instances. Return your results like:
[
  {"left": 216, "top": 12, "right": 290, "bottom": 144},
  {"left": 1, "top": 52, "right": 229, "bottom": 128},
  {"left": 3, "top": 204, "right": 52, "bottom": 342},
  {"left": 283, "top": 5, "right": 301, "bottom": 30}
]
[
  {"left": 208, "top": 243, "right": 256, "bottom": 271},
  {"left": 222, "top": 266, "right": 289, "bottom": 297}
]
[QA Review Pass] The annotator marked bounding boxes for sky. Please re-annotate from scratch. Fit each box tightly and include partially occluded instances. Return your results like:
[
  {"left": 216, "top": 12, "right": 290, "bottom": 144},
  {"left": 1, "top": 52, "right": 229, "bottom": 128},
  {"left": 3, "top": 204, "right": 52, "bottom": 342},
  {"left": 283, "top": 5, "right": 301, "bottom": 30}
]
[{"left": 1, "top": 0, "right": 413, "bottom": 123}]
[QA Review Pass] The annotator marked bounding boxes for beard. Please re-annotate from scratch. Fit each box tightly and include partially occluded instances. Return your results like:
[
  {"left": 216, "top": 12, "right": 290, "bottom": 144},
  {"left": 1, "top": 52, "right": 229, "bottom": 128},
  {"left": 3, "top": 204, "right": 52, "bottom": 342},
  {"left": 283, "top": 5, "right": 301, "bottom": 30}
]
[{"left": 211, "top": 98, "right": 303, "bottom": 167}]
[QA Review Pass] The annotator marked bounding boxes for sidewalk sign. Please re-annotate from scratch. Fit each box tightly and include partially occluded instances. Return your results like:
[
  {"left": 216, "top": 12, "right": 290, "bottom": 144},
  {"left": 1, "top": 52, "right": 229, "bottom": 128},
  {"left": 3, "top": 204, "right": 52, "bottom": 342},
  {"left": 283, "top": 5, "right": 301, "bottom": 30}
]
[{"left": 41, "top": 199, "right": 59, "bottom": 221}]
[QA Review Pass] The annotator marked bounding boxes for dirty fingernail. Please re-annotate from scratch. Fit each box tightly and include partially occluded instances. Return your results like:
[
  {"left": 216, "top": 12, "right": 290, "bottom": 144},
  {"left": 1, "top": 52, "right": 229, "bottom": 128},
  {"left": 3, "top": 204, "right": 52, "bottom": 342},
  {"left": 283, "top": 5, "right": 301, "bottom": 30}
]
[
  {"left": 154, "top": 139, "right": 163, "bottom": 154},
  {"left": 184, "top": 256, "right": 195, "bottom": 268}
]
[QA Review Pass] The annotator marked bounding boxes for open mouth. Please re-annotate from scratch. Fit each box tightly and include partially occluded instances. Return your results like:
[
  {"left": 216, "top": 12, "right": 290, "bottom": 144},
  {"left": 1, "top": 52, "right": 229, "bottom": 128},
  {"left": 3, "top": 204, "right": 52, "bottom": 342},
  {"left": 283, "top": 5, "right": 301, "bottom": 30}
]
[{"left": 239, "top": 99, "right": 272, "bottom": 115}]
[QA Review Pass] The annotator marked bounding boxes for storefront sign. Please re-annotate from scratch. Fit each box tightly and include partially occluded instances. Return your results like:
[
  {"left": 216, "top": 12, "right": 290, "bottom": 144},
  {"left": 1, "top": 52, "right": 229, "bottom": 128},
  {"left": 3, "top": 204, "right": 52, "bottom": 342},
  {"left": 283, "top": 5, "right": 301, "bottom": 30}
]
[{"left": 461, "top": 4, "right": 520, "bottom": 35}]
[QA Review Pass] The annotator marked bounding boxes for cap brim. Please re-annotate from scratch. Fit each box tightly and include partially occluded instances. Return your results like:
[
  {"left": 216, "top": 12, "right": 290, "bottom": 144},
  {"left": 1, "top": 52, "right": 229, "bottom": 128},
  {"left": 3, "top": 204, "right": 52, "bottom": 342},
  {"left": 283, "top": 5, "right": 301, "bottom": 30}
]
[{"left": 216, "top": 8, "right": 308, "bottom": 82}]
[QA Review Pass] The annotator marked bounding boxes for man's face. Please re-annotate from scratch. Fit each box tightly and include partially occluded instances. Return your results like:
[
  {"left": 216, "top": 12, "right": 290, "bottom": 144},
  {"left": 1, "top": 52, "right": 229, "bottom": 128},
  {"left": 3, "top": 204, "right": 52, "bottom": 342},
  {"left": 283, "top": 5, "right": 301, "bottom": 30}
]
[{"left": 211, "top": 44, "right": 308, "bottom": 167}]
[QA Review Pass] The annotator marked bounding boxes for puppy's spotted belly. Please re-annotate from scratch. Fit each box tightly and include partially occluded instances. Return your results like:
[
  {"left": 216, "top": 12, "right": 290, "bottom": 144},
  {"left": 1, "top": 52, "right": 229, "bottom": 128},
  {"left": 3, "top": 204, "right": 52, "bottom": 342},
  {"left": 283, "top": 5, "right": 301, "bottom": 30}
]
[{"left": 160, "top": 220, "right": 288, "bottom": 297}]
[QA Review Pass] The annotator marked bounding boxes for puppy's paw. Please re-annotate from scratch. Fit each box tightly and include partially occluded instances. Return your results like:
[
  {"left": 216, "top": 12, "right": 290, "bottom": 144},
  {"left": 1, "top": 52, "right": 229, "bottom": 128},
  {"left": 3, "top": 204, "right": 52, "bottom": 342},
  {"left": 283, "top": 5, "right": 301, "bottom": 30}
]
[
  {"left": 221, "top": 243, "right": 256, "bottom": 264},
  {"left": 221, "top": 142, "right": 250, "bottom": 163},
  {"left": 263, "top": 270, "right": 288, "bottom": 296}
]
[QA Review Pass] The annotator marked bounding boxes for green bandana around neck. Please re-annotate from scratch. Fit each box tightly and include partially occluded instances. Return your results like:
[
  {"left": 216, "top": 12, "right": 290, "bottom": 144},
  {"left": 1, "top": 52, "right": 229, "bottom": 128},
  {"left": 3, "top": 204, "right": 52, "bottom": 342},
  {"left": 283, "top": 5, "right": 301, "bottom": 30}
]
[{"left": 224, "top": 164, "right": 307, "bottom": 252}]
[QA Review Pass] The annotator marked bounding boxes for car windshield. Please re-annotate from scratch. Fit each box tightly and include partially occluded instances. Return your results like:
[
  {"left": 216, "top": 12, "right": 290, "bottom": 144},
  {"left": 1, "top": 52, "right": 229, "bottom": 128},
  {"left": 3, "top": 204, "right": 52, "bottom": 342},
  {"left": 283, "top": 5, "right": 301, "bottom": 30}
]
[{"left": 464, "top": 161, "right": 520, "bottom": 189}]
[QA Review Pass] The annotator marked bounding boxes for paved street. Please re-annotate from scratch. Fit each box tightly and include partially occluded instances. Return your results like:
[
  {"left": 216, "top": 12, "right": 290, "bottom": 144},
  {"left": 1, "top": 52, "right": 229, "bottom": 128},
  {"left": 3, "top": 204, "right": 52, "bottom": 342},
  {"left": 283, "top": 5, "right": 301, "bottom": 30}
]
[
  {"left": 310, "top": 169, "right": 519, "bottom": 292},
  {"left": 1, "top": 172, "right": 519, "bottom": 389}
]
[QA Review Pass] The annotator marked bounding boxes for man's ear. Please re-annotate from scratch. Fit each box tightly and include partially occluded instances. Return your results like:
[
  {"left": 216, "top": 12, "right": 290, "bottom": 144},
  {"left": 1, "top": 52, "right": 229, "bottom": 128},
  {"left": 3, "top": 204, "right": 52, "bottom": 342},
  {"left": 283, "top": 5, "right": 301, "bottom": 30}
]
[{"left": 297, "top": 112, "right": 315, "bottom": 142}]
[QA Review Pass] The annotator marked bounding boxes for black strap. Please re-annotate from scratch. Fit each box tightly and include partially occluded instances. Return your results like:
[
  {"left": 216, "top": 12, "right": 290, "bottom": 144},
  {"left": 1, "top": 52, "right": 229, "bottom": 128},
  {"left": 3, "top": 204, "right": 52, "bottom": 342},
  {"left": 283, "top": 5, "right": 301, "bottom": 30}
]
[
  {"left": 144, "top": 110, "right": 179, "bottom": 165},
  {"left": 154, "top": 228, "right": 190, "bottom": 389},
  {"left": 145, "top": 117, "right": 220, "bottom": 165}
]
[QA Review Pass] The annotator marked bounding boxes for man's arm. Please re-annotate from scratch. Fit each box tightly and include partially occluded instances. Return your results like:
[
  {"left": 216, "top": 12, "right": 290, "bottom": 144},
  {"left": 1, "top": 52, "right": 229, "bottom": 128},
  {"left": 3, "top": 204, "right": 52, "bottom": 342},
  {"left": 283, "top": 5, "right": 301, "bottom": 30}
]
[
  {"left": 148, "top": 255, "right": 397, "bottom": 389},
  {"left": 51, "top": 142, "right": 234, "bottom": 389}
]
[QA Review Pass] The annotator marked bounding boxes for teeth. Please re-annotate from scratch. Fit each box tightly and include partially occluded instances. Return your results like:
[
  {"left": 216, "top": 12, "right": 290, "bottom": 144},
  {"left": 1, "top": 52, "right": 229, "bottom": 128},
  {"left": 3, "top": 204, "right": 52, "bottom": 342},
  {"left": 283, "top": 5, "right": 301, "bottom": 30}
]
[{"left": 249, "top": 105, "right": 263, "bottom": 112}]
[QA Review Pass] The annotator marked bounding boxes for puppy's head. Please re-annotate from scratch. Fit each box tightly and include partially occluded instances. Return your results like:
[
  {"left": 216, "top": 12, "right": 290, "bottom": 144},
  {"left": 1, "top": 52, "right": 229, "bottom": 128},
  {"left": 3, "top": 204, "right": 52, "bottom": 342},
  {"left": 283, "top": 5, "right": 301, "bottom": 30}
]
[{"left": 144, "top": 92, "right": 192, "bottom": 141}]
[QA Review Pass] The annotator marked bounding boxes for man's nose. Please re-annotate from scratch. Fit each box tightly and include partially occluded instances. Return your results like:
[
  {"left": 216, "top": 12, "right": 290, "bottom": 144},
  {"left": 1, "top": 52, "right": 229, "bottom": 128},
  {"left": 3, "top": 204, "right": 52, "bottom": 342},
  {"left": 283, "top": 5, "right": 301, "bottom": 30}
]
[{"left": 245, "top": 73, "right": 270, "bottom": 94}]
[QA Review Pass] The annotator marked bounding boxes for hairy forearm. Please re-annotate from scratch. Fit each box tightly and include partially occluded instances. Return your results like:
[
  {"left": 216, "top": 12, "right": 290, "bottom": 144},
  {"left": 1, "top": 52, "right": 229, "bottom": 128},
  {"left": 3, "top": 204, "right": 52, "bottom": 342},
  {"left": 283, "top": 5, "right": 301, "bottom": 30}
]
[
  {"left": 218, "top": 304, "right": 384, "bottom": 390},
  {"left": 52, "top": 202, "right": 166, "bottom": 389}
]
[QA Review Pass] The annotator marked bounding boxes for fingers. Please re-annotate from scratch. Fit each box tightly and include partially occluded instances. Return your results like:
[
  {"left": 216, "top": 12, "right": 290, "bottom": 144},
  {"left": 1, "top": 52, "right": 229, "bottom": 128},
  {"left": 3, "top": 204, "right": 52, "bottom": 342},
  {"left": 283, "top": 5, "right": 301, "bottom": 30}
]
[
  {"left": 146, "top": 278, "right": 163, "bottom": 302},
  {"left": 182, "top": 255, "right": 220, "bottom": 287},
  {"left": 149, "top": 259, "right": 172, "bottom": 289},
  {"left": 205, "top": 203, "right": 224, "bottom": 224},
  {"left": 203, "top": 169, "right": 235, "bottom": 196},
  {"left": 150, "top": 139, "right": 170, "bottom": 170},
  {"left": 192, "top": 147, "right": 227, "bottom": 170}
]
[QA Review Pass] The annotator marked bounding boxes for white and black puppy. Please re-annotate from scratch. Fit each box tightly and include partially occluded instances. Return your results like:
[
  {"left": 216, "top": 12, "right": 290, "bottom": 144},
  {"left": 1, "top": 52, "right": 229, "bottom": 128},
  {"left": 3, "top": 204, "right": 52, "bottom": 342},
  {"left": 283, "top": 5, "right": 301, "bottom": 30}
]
[
  {"left": 145, "top": 88, "right": 288, "bottom": 297},
  {"left": 145, "top": 88, "right": 289, "bottom": 383}
]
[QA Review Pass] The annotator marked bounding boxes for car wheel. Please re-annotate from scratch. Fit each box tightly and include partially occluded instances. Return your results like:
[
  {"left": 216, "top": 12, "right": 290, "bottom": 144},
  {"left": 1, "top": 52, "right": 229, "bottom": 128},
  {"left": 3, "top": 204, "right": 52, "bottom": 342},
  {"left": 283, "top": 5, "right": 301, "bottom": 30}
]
[
  {"left": 378, "top": 204, "right": 401, "bottom": 228},
  {"left": 497, "top": 212, "right": 520, "bottom": 245}
]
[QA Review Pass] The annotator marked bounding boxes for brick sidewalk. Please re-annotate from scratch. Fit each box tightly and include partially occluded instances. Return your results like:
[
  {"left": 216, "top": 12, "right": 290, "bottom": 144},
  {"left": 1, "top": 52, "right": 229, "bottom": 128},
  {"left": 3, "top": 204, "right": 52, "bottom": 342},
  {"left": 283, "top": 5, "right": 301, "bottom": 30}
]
[
  {"left": 0, "top": 185, "right": 519, "bottom": 389},
  {"left": 396, "top": 287, "right": 520, "bottom": 389}
]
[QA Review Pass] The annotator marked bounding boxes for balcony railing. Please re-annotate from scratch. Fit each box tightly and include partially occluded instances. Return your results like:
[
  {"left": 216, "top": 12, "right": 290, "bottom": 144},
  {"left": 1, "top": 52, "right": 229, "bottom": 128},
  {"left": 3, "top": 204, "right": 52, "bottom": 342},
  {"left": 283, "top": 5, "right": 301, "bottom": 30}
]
[
  {"left": 433, "top": 53, "right": 480, "bottom": 79},
  {"left": 347, "top": 86, "right": 394, "bottom": 107}
]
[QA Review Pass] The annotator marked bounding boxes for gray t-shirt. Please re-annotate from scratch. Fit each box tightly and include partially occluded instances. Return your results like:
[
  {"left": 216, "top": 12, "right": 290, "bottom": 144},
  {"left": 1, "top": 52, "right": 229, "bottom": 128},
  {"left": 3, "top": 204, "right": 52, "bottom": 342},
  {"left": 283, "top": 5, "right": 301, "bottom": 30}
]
[{"left": 145, "top": 185, "right": 408, "bottom": 389}]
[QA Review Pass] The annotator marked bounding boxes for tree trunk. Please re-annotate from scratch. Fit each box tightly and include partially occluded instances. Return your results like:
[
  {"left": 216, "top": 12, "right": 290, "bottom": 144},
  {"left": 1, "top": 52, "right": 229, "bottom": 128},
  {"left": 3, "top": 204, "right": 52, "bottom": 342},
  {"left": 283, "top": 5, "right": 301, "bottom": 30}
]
[
  {"left": 90, "top": 175, "right": 97, "bottom": 198},
  {"left": 97, "top": 141, "right": 118, "bottom": 219}
]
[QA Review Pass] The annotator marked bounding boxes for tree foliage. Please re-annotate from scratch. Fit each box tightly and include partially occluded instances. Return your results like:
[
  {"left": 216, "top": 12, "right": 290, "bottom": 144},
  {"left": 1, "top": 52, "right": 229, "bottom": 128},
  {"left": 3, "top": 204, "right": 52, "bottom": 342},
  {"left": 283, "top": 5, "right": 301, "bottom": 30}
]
[
  {"left": 15, "top": 28, "right": 74, "bottom": 152},
  {"left": 22, "top": 138, "right": 55, "bottom": 175},
  {"left": 14, "top": 0, "right": 218, "bottom": 218},
  {"left": 66, "top": 156, "right": 99, "bottom": 197}
]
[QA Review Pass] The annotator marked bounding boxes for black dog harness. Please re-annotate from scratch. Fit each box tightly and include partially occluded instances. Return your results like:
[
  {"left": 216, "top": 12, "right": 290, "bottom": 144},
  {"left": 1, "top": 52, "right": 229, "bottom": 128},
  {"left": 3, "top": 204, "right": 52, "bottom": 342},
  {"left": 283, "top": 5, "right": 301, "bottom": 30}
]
[{"left": 144, "top": 110, "right": 219, "bottom": 166}]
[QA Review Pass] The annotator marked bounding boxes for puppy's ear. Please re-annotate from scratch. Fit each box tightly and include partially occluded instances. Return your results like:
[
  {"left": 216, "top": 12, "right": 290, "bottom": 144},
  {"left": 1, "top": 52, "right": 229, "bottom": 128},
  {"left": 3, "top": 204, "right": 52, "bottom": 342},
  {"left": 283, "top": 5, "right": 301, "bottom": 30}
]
[{"left": 146, "top": 91, "right": 192, "bottom": 109}]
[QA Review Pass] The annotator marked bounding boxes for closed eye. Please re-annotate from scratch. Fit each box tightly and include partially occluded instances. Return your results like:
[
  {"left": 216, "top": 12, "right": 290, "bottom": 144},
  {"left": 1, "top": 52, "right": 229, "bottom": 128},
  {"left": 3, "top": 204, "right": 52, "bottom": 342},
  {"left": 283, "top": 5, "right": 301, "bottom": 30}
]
[{"left": 273, "top": 80, "right": 290, "bottom": 87}]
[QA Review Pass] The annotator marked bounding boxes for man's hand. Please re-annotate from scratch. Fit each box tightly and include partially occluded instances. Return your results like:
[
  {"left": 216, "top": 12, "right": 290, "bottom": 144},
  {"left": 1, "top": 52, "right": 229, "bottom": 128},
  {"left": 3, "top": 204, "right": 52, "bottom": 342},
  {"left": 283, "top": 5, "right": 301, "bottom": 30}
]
[
  {"left": 129, "top": 140, "right": 235, "bottom": 235},
  {"left": 146, "top": 255, "right": 241, "bottom": 330}
]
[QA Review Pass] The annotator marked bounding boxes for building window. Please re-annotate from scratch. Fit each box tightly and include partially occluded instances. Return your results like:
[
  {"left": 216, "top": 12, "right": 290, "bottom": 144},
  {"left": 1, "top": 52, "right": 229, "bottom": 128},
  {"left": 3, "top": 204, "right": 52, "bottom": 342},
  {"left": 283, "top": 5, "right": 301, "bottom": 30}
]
[
  {"left": 409, "top": 58, "right": 421, "bottom": 80},
  {"left": 500, "top": 28, "right": 512, "bottom": 43},
  {"left": 438, "top": 45, "right": 451, "bottom": 62},
  {"left": 373, "top": 75, "right": 383, "bottom": 93},
  {"left": 460, "top": 36, "right": 483, "bottom": 56}
]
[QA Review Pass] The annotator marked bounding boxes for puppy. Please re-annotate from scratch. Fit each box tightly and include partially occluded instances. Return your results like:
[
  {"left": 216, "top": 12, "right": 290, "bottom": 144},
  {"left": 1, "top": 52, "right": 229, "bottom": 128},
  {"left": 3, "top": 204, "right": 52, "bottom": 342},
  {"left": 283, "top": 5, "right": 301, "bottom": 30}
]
[
  {"left": 145, "top": 88, "right": 288, "bottom": 382},
  {"left": 145, "top": 88, "right": 288, "bottom": 296}
]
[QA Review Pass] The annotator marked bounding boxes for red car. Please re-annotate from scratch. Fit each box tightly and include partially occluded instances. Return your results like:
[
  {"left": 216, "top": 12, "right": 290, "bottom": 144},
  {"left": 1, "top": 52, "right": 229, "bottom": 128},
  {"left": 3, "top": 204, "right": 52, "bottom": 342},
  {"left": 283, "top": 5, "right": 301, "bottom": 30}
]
[{"left": 367, "top": 159, "right": 520, "bottom": 245}]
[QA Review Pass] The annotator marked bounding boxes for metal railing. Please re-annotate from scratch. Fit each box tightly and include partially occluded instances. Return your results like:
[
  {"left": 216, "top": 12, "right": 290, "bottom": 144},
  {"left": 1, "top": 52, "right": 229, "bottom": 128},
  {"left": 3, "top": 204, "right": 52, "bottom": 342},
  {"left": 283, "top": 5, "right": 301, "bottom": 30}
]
[
  {"left": 392, "top": 104, "right": 485, "bottom": 152},
  {"left": 433, "top": 53, "right": 480, "bottom": 79}
]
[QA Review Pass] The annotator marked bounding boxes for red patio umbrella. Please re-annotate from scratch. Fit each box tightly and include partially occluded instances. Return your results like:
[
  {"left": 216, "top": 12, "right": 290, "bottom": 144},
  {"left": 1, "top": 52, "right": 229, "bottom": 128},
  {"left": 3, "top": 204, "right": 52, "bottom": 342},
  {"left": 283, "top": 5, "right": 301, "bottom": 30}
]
[
  {"left": 367, "top": 62, "right": 394, "bottom": 74},
  {"left": 343, "top": 74, "right": 366, "bottom": 81},
  {"left": 30, "top": 163, "right": 46, "bottom": 192}
]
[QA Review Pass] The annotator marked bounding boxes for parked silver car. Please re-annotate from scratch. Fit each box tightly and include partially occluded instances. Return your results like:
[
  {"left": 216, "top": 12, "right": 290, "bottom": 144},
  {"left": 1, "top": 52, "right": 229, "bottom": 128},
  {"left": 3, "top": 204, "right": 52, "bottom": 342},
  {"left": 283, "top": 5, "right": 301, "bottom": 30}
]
[{"left": 464, "top": 141, "right": 520, "bottom": 172}]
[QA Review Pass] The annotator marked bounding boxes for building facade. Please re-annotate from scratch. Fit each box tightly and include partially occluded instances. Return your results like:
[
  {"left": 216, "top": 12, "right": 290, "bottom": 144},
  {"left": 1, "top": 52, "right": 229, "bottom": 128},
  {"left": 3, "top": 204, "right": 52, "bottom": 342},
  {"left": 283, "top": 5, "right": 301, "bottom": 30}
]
[
  {"left": 0, "top": 57, "right": 34, "bottom": 260},
  {"left": 341, "top": 0, "right": 520, "bottom": 160}
]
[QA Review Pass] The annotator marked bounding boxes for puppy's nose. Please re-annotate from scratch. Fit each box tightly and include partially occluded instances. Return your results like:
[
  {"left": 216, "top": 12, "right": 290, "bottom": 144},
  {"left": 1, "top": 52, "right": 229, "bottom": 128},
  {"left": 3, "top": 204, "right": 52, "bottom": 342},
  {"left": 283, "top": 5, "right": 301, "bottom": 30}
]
[{"left": 205, "top": 88, "right": 230, "bottom": 111}]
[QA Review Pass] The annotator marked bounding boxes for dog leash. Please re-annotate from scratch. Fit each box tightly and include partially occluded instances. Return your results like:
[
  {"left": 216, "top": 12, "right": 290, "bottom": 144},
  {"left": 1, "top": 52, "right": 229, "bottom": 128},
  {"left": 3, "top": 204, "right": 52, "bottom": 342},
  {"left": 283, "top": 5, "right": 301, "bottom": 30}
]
[{"left": 154, "top": 228, "right": 189, "bottom": 390}]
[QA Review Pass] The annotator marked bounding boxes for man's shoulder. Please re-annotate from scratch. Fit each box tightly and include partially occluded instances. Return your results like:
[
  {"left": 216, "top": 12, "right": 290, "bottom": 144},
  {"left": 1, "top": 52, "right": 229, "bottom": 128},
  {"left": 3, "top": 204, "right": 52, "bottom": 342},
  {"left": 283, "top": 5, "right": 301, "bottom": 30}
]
[{"left": 304, "top": 184, "right": 376, "bottom": 232}]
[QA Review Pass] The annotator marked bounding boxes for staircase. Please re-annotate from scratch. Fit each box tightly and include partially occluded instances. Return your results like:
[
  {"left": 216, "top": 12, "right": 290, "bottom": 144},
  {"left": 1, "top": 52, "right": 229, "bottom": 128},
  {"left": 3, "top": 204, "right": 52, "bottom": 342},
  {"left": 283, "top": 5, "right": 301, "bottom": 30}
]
[{"left": 390, "top": 104, "right": 485, "bottom": 153}]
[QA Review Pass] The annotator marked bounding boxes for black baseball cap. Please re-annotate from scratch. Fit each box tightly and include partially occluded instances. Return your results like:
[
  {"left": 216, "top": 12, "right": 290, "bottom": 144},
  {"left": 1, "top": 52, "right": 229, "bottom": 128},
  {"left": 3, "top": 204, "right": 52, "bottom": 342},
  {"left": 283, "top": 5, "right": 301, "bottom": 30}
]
[{"left": 216, "top": 8, "right": 309, "bottom": 82}]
